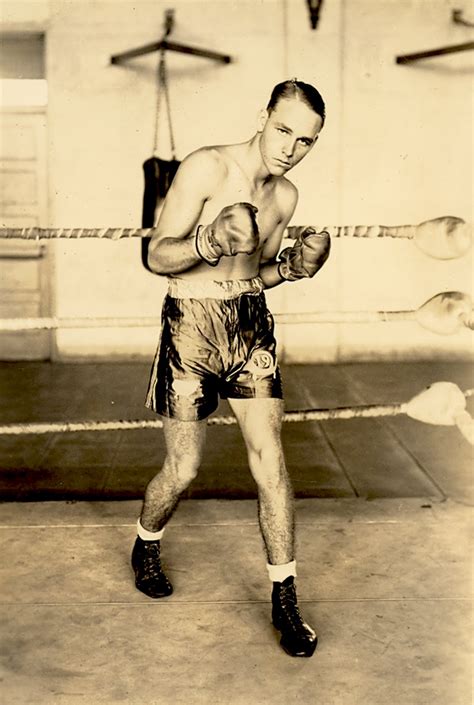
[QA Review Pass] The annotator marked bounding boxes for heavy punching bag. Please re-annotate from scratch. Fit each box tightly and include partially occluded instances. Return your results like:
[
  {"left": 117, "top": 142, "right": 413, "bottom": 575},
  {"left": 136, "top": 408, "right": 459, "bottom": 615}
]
[
  {"left": 141, "top": 48, "right": 180, "bottom": 272},
  {"left": 141, "top": 156, "right": 180, "bottom": 270}
]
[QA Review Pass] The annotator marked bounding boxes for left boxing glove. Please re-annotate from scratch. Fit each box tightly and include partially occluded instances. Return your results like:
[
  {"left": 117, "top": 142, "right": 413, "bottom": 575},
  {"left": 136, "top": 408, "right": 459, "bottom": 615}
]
[
  {"left": 278, "top": 227, "right": 330, "bottom": 281},
  {"left": 195, "top": 202, "right": 259, "bottom": 266}
]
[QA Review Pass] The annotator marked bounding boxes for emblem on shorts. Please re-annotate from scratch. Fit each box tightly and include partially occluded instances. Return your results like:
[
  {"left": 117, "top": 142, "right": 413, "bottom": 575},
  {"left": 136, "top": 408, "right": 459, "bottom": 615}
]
[
  {"left": 172, "top": 378, "right": 200, "bottom": 397},
  {"left": 246, "top": 349, "right": 276, "bottom": 378}
]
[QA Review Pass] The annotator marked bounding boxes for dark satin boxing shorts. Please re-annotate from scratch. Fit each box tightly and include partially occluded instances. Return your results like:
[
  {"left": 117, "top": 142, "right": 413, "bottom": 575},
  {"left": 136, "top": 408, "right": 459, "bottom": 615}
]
[{"left": 145, "top": 277, "right": 283, "bottom": 421}]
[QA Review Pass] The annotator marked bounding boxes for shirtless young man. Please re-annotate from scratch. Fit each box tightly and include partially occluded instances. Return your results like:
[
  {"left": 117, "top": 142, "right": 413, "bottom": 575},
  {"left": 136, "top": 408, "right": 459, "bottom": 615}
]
[{"left": 132, "top": 80, "right": 330, "bottom": 658}]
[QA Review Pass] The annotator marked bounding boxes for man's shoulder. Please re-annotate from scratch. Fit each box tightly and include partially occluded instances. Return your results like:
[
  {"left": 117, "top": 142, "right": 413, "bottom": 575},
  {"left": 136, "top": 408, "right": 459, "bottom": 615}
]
[
  {"left": 176, "top": 146, "right": 228, "bottom": 193},
  {"left": 182, "top": 145, "right": 229, "bottom": 173},
  {"left": 277, "top": 176, "right": 298, "bottom": 196},
  {"left": 274, "top": 176, "right": 298, "bottom": 209}
]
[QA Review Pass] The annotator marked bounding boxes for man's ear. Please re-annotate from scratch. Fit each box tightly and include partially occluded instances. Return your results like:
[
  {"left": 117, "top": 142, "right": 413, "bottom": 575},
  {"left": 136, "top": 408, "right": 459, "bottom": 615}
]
[{"left": 257, "top": 108, "right": 269, "bottom": 133}]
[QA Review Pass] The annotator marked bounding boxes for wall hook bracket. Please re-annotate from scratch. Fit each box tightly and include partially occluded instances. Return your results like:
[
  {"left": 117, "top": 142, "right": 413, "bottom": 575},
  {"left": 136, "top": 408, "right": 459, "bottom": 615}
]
[
  {"left": 452, "top": 8, "right": 474, "bottom": 27},
  {"left": 110, "top": 9, "right": 232, "bottom": 66},
  {"left": 306, "top": 0, "right": 324, "bottom": 30},
  {"left": 396, "top": 40, "right": 474, "bottom": 64},
  {"left": 396, "top": 7, "right": 474, "bottom": 64}
]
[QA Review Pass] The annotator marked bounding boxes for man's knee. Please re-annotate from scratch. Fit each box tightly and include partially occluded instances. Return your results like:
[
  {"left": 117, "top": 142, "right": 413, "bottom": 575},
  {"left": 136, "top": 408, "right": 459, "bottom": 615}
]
[
  {"left": 162, "top": 417, "right": 205, "bottom": 488},
  {"left": 247, "top": 440, "right": 287, "bottom": 490},
  {"left": 165, "top": 449, "right": 201, "bottom": 487}
]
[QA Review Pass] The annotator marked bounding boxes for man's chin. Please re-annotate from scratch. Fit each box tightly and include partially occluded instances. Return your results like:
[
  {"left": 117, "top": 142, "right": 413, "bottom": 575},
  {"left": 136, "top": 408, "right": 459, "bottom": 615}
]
[{"left": 270, "top": 162, "right": 291, "bottom": 176}]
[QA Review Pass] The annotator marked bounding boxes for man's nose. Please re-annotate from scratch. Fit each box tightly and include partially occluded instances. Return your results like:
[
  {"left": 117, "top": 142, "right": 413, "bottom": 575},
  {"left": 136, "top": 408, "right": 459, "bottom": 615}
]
[{"left": 283, "top": 138, "right": 296, "bottom": 158}]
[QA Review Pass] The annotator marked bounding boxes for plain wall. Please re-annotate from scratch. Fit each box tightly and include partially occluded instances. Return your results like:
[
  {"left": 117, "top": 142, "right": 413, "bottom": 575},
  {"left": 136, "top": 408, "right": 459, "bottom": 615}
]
[
  {"left": 282, "top": 0, "right": 473, "bottom": 361},
  {"left": 1, "top": 0, "right": 472, "bottom": 361}
]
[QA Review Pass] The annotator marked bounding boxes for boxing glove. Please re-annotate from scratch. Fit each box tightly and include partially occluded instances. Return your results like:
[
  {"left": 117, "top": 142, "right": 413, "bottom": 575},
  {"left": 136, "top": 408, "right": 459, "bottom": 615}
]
[
  {"left": 195, "top": 202, "right": 259, "bottom": 266},
  {"left": 278, "top": 227, "right": 330, "bottom": 281}
]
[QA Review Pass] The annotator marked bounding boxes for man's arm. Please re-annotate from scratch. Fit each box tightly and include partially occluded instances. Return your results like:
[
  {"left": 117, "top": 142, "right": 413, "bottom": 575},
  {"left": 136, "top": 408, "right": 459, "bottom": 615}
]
[
  {"left": 148, "top": 149, "right": 260, "bottom": 275},
  {"left": 260, "top": 182, "right": 331, "bottom": 288},
  {"left": 147, "top": 149, "right": 219, "bottom": 274},
  {"left": 259, "top": 182, "right": 298, "bottom": 289}
]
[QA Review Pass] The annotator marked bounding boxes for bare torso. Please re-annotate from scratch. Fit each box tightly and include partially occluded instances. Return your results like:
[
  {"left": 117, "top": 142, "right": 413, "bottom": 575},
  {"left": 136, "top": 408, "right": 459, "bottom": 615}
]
[{"left": 170, "top": 143, "right": 295, "bottom": 281}]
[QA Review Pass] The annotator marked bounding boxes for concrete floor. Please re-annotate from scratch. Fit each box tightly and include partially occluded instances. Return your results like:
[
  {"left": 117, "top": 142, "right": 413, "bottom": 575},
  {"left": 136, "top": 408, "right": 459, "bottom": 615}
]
[
  {"left": 0, "top": 361, "right": 472, "bottom": 704},
  {"left": 0, "top": 497, "right": 471, "bottom": 705}
]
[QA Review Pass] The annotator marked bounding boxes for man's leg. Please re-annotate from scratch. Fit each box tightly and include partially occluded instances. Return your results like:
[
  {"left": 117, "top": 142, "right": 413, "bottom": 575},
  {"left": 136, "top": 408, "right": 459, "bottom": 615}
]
[
  {"left": 132, "top": 417, "right": 207, "bottom": 598},
  {"left": 141, "top": 417, "right": 207, "bottom": 530},
  {"left": 228, "top": 397, "right": 317, "bottom": 657},
  {"left": 228, "top": 398, "right": 293, "bottom": 564}
]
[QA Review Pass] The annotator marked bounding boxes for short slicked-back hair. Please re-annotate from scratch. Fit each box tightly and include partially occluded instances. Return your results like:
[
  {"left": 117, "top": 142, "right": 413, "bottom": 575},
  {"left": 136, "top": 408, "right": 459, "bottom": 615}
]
[{"left": 267, "top": 79, "right": 326, "bottom": 127}]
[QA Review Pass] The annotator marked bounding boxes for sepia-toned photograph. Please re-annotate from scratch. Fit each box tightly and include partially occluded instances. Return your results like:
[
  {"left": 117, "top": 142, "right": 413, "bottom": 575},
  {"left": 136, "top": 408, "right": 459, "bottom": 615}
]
[{"left": 0, "top": 1, "right": 472, "bottom": 703}]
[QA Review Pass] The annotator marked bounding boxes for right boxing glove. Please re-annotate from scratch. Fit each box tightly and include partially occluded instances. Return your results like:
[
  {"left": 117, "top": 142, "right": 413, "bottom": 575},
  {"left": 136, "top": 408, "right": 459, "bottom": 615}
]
[
  {"left": 195, "top": 202, "right": 259, "bottom": 266},
  {"left": 278, "top": 227, "right": 330, "bottom": 281}
]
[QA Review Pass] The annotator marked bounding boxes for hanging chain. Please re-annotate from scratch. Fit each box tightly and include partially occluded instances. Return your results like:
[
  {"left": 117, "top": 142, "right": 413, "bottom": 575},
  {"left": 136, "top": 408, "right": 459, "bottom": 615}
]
[
  {"left": 160, "top": 49, "right": 176, "bottom": 158},
  {"left": 152, "top": 51, "right": 162, "bottom": 155},
  {"left": 153, "top": 48, "right": 176, "bottom": 159}
]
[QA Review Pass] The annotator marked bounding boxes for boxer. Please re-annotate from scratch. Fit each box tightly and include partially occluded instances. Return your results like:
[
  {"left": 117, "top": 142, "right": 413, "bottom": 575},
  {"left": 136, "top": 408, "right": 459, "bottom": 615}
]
[{"left": 133, "top": 79, "right": 330, "bottom": 657}]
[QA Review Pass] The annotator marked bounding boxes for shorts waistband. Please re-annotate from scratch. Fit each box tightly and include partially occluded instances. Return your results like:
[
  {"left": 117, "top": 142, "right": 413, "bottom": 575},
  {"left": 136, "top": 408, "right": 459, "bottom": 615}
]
[{"left": 167, "top": 277, "right": 264, "bottom": 300}]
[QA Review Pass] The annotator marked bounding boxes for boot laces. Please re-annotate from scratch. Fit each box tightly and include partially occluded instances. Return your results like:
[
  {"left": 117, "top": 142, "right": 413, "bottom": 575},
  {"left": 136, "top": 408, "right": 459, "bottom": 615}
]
[
  {"left": 142, "top": 542, "right": 164, "bottom": 579},
  {"left": 279, "top": 583, "right": 309, "bottom": 638}
]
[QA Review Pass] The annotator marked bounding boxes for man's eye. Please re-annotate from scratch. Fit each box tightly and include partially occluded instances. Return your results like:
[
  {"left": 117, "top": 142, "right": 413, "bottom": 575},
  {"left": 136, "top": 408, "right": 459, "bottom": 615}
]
[{"left": 277, "top": 128, "right": 288, "bottom": 134}]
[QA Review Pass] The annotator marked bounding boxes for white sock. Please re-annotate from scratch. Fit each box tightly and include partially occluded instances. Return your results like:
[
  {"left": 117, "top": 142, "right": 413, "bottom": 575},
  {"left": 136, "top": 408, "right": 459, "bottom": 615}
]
[
  {"left": 137, "top": 519, "right": 165, "bottom": 541},
  {"left": 266, "top": 560, "right": 297, "bottom": 583}
]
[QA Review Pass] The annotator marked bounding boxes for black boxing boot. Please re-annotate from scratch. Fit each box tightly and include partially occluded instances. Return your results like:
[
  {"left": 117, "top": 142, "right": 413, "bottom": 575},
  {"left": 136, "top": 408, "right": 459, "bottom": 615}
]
[
  {"left": 272, "top": 576, "right": 318, "bottom": 657},
  {"left": 131, "top": 537, "right": 173, "bottom": 598}
]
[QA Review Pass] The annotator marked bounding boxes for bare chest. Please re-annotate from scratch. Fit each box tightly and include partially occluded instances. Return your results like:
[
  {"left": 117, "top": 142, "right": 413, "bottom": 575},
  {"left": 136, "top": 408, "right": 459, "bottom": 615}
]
[{"left": 199, "top": 166, "right": 280, "bottom": 246}]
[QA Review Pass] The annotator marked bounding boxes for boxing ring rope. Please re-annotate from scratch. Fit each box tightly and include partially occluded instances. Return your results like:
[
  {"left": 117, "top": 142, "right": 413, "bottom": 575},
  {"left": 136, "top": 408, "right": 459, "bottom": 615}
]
[
  {"left": 0, "top": 215, "right": 471, "bottom": 259},
  {"left": 0, "top": 406, "right": 407, "bottom": 435},
  {"left": 0, "top": 313, "right": 413, "bottom": 330},
  {"left": 1, "top": 219, "right": 472, "bottom": 443},
  {"left": 0, "top": 383, "right": 472, "bottom": 444},
  {"left": 1, "top": 292, "right": 472, "bottom": 333},
  {"left": 0, "top": 217, "right": 469, "bottom": 242},
  {"left": 0, "top": 227, "right": 153, "bottom": 240}
]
